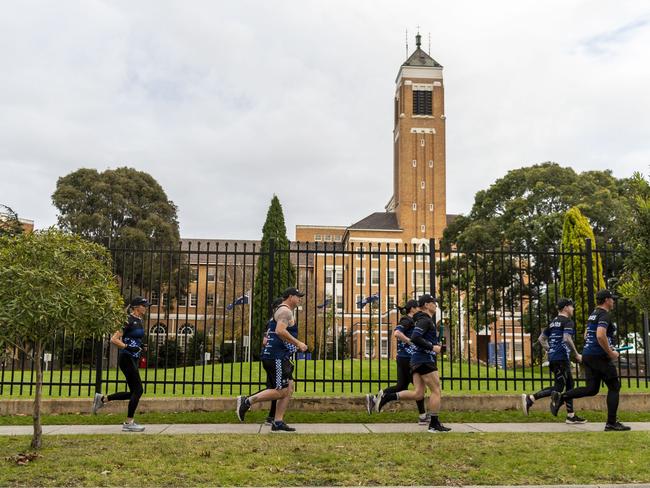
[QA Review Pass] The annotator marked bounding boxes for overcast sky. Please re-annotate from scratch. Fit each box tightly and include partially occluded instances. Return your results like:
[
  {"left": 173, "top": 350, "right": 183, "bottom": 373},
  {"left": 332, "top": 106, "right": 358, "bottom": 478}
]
[{"left": 1, "top": 1, "right": 649, "bottom": 240}]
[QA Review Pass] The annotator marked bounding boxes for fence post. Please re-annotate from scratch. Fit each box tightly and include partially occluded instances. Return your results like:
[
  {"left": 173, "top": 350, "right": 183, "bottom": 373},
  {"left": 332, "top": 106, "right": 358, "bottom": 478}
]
[
  {"left": 584, "top": 238, "right": 595, "bottom": 312},
  {"left": 267, "top": 238, "right": 276, "bottom": 318},
  {"left": 643, "top": 310, "right": 650, "bottom": 378},
  {"left": 429, "top": 237, "right": 436, "bottom": 297},
  {"left": 94, "top": 336, "right": 104, "bottom": 394}
]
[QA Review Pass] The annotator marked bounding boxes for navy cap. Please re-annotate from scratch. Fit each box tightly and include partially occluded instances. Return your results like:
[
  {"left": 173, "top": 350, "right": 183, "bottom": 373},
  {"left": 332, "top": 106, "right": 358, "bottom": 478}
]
[
  {"left": 418, "top": 294, "right": 437, "bottom": 308},
  {"left": 282, "top": 287, "right": 305, "bottom": 299},
  {"left": 557, "top": 298, "right": 574, "bottom": 311},
  {"left": 596, "top": 289, "right": 617, "bottom": 303},
  {"left": 130, "top": 296, "right": 150, "bottom": 307}
]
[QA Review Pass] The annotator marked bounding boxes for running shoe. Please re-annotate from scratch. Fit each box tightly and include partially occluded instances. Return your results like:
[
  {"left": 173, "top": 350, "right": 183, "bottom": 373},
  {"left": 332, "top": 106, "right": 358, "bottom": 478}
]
[
  {"left": 365, "top": 394, "right": 376, "bottom": 415},
  {"left": 521, "top": 394, "right": 533, "bottom": 416},
  {"left": 427, "top": 423, "right": 452, "bottom": 433},
  {"left": 418, "top": 414, "right": 430, "bottom": 425},
  {"left": 91, "top": 392, "right": 105, "bottom": 415},
  {"left": 122, "top": 422, "right": 145, "bottom": 432},
  {"left": 236, "top": 395, "right": 250, "bottom": 422},
  {"left": 550, "top": 391, "right": 562, "bottom": 417},
  {"left": 271, "top": 421, "right": 296, "bottom": 432},
  {"left": 565, "top": 415, "right": 587, "bottom": 424},
  {"left": 374, "top": 390, "right": 384, "bottom": 413},
  {"left": 604, "top": 422, "right": 631, "bottom": 431}
]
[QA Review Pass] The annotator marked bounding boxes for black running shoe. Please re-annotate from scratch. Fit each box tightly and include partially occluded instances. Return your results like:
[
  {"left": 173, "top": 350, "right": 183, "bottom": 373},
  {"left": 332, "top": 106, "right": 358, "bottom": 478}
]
[
  {"left": 550, "top": 391, "right": 562, "bottom": 417},
  {"left": 365, "top": 394, "right": 376, "bottom": 415},
  {"left": 271, "top": 421, "right": 296, "bottom": 432},
  {"left": 521, "top": 394, "right": 533, "bottom": 416},
  {"left": 604, "top": 421, "right": 631, "bottom": 431},
  {"left": 236, "top": 395, "right": 250, "bottom": 422},
  {"left": 427, "top": 422, "right": 452, "bottom": 433},
  {"left": 565, "top": 415, "right": 587, "bottom": 424}
]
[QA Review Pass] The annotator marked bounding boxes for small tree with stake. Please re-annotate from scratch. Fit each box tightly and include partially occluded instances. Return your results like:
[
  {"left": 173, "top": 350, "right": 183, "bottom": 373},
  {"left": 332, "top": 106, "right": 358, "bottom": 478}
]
[{"left": 0, "top": 230, "right": 124, "bottom": 449}]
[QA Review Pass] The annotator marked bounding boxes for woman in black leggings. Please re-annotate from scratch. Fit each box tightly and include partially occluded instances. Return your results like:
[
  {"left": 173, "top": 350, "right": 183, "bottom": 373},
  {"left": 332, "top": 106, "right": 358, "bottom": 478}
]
[{"left": 92, "top": 296, "right": 149, "bottom": 432}]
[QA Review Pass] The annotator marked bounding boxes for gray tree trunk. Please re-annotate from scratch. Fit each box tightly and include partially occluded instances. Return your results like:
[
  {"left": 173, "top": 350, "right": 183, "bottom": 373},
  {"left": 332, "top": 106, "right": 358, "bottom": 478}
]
[{"left": 31, "top": 340, "right": 43, "bottom": 449}]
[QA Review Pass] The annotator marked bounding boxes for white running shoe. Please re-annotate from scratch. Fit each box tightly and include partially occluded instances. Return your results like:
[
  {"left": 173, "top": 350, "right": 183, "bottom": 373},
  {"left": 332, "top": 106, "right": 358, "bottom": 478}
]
[
  {"left": 122, "top": 422, "right": 145, "bottom": 432},
  {"left": 91, "top": 392, "right": 105, "bottom": 415}
]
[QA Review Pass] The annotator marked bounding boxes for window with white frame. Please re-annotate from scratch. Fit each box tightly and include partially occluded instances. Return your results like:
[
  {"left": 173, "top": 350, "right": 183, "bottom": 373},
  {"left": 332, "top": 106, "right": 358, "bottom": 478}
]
[
  {"left": 206, "top": 293, "right": 215, "bottom": 307},
  {"left": 314, "top": 234, "right": 322, "bottom": 241},
  {"left": 334, "top": 235, "right": 342, "bottom": 242},
  {"left": 412, "top": 159, "right": 417, "bottom": 167},
  {"left": 412, "top": 270, "right": 431, "bottom": 294},
  {"left": 207, "top": 267, "right": 215, "bottom": 282},
  {"left": 190, "top": 267, "right": 199, "bottom": 282},
  {"left": 416, "top": 243, "right": 429, "bottom": 262},
  {"left": 380, "top": 338, "right": 389, "bottom": 358},
  {"left": 387, "top": 247, "right": 396, "bottom": 261},
  {"left": 387, "top": 270, "right": 396, "bottom": 286},
  {"left": 371, "top": 247, "right": 380, "bottom": 260},
  {"left": 421, "top": 180, "right": 425, "bottom": 189},
  {"left": 355, "top": 295, "right": 363, "bottom": 308},
  {"left": 428, "top": 160, "right": 433, "bottom": 168},
  {"left": 421, "top": 225, "right": 426, "bottom": 233},
  {"left": 356, "top": 269, "right": 366, "bottom": 285},
  {"left": 388, "top": 295, "right": 396, "bottom": 310},
  {"left": 513, "top": 341, "right": 524, "bottom": 360},
  {"left": 412, "top": 203, "right": 417, "bottom": 211},
  {"left": 371, "top": 269, "right": 380, "bottom": 285},
  {"left": 336, "top": 295, "right": 344, "bottom": 311},
  {"left": 325, "top": 270, "right": 334, "bottom": 284},
  {"left": 324, "top": 235, "right": 333, "bottom": 242},
  {"left": 364, "top": 337, "right": 372, "bottom": 358},
  {"left": 177, "top": 294, "right": 187, "bottom": 307},
  {"left": 190, "top": 294, "right": 198, "bottom": 307},
  {"left": 355, "top": 246, "right": 365, "bottom": 260},
  {"left": 149, "top": 323, "right": 167, "bottom": 346},
  {"left": 150, "top": 290, "right": 159, "bottom": 305},
  {"left": 429, "top": 203, "right": 434, "bottom": 212},
  {"left": 217, "top": 267, "right": 226, "bottom": 283},
  {"left": 178, "top": 324, "right": 194, "bottom": 352}
]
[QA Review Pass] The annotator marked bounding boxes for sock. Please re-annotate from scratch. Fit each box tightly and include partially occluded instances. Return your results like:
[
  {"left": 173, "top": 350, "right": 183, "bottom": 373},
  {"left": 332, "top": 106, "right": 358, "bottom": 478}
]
[
  {"left": 244, "top": 397, "right": 251, "bottom": 407},
  {"left": 416, "top": 399, "right": 426, "bottom": 415},
  {"left": 380, "top": 391, "right": 398, "bottom": 410},
  {"left": 528, "top": 394, "right": 535, "bottom": 403},
  {"left": 567, "top": 412, "right": 575, "bottom": 418},
  {"left": 428, "top": 414, "right": 439, "bottom": 428},
  {"left": 419, "top": 412, "right": 427, "bottom": 419}
]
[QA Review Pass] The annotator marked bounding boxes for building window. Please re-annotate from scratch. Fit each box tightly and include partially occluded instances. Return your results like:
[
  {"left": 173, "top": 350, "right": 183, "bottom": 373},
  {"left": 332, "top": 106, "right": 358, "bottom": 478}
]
[
  {"left": 412, "top": 270, "right": 431, "bottom": 294},
  {"left": 356, "top": 295, "right": 363, "bottom": 308},
  {"left": 429, "top": 203, "right": 434, "bottom": 212},
  {"left": 371, "top": 247, "right": 380, "bottom": 261},
  {"left": 412, "top": 159, "right": 417, "bottom": 167},
  {"left": 206, "top": 293, "right": 215, "bottom": 307},
  {"left": 355, "top": 246, "right": 364, "bottom": 260},
  {"left": 150, "top": 290, "right": 159, "bottom": 305},
  {"left": 413, "top": 89, "right": 433, "bottom": 115},
  {"left": 207, "top": 267, "right": 215, "bottom": 282},
  {"left": 336, "top": 295, "right": 344, "bottom": 311},
  {"left": 314, "top": 234, "right": 322, "bottom": 241},
  {"left": 334, "top": 235, "right": 342, "bottom": 242},
  {"left": 217, "top": 267, "right": 226, "bottom": 283},
  {"left": 336, "top": 271, "right": 343, "bottom": 284},
  {"left": 388, "top": 295, "right": 396, "bottom": 310},
  {"left": 324, "top": 235, "right": 333, "bottom": 242},
  {"left": 178, "top": 324, "right": 194, "bottom": 352},
  {"left": 417, "top": 243, "right": 429, "bottom": 262},
  {"left": 356, "top": 269, "right": 366, "bottom": 285},
  {"left": 371, "top": 270, "right": 380, "bottom": 285},
  {"left": 420, "top": 138, "right": 425, "bottom": 147},
  {"left": 177, "top": 294, "right": 187, "bottom": 307},
  {"left": 421, "top": 180, "right": 425, "bottom": 189},
  {"left": 190, "top": 267, "right": 199, "bottom": 282},
  {"left": 149, "top": 323, "right": 167, "bottom": 346},
  {"left": 429, "top": 160, "right": 433, "bottom": 168},
  {"left": 387, "top": 270, "right": 396, "bottom": 286},
  {"left": 412, "top": 203, "right": 417, "bottom": 211},
  {"left": 421, "top": 225, "right": 426, "bottom": 233},
  {"left": 381, "top": 338, "right": 389, "bottom": 358},
  {"left": 365, "top": 337, "right": 372, "bottom": 358},
  {"left": 190, "top": 294, "right": 198, "bottom": 307}
]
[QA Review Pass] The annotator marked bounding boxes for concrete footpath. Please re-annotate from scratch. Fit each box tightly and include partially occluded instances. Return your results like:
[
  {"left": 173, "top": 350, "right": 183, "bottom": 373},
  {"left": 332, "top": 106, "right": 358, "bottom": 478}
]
[{"left": 2, "top": 422, "right": 650, "bottom": 435}]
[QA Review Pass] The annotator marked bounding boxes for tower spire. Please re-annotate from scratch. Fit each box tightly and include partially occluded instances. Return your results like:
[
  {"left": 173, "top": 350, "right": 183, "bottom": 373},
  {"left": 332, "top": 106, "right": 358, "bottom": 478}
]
[{"left": 416, "top": 26, "right": 421, "bottom": 49}]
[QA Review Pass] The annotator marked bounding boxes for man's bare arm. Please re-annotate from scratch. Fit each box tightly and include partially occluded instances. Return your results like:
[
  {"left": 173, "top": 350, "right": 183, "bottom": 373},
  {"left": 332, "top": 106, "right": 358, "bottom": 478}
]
[
  {"left": 563, "top": 333, "right": 581, "bottom": 362},
  {"left": 275, "top": 308, "right": 307, "bottom": 351},
  {"left": 538, "top": 333, "right": 549, "bottom": 351}
]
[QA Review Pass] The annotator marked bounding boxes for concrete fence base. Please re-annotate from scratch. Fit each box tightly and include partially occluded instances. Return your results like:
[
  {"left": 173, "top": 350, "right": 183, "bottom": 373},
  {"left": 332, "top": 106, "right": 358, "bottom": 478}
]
[{"left": 1, "top": 393, "right": 649, "bottom": 416}]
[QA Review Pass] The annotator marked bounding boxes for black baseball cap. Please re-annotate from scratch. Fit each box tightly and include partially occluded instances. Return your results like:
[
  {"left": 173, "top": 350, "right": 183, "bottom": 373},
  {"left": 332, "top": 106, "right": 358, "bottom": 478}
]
[
  {"left": 130, "top": 296, "right": 150, "bottom": 307},
  {"left": 596, "top": 289, "right": 617, "bottom": 304},
  {"left": 557, "top": 298, "right": 574, "bottom": 311},
  {"left": 418, "top": 294, "right": 437, "bottom": 308},
  {"left": 282, "top": 287, "right": 305, "bottom": 299}
]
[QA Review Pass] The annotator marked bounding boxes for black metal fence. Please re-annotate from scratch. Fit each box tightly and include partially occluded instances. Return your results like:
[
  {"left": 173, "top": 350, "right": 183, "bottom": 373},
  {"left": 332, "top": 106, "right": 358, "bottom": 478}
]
[{"left": 1, "top": 238, "right": 648, "bottom": 397}]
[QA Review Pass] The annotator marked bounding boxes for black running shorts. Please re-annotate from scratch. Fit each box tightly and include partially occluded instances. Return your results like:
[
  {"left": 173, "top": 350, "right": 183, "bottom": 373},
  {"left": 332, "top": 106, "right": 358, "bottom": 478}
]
[
  {"left": 582, "top": 355, "right": 618, "bottom": 382},
  {"left": 262, "top": 358, "right": 294, "bottom": 390},
  {"left": 410, "top": 361, "right": 437, "bottom": 376}
]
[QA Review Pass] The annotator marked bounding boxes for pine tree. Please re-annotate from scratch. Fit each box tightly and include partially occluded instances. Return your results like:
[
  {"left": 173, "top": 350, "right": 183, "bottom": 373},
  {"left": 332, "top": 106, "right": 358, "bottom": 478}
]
[
  {"left": 559, "top": 207, "right": 605, "bottom": 339},
  {"left": 251, "top": 196, "right": 296, "bottom": 358}
]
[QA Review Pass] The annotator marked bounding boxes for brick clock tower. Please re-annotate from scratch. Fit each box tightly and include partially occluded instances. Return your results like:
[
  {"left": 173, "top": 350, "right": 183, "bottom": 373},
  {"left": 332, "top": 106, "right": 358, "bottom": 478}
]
[{"left": 388, "top": 32, "right": 447, "bottom": 242}]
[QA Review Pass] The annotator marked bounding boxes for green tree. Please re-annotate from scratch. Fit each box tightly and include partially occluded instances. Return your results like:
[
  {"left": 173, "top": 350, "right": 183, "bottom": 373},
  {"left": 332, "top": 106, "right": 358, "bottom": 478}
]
[
  {"left": 558, "top": 207, "right": 605, "bottom": 338},
  {"left": 251, "top": 196, "right": 296, "bottom": 358},
  {"left": 0, "top": 204, "right": 24, "bottom": 237},
  {"left": 52, "top": 167, "right": 186, "bottom": 300},
  {"left": 619, "top": 172, "right": 650, "bottom": 312},
  {"left": 0, "top": 230, "right": 124, "bottom": 448}
]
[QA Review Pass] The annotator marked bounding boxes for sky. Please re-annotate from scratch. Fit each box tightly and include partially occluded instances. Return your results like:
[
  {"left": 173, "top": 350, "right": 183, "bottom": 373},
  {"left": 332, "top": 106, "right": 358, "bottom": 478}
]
[{"left": 1, "top": 0, "right": 649, "bottom": 240}]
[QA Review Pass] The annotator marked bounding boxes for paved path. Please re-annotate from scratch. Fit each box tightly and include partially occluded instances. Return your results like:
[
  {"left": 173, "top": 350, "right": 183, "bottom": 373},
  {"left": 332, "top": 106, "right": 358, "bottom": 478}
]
[{"left": 2, "top": 422, "right": 650, "bottom": 436}]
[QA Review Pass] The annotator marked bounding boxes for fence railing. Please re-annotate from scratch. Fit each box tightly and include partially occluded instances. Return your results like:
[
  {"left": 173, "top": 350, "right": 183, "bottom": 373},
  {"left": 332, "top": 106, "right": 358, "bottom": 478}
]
[{"left": 1, "top": 238, "right": 648, "bottom": 397}]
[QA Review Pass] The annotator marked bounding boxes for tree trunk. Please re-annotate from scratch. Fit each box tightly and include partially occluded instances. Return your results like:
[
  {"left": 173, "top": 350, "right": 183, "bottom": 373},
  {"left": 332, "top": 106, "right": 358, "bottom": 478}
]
[{"left": 31, "top": 340, "right": 43, "bottom": 449}]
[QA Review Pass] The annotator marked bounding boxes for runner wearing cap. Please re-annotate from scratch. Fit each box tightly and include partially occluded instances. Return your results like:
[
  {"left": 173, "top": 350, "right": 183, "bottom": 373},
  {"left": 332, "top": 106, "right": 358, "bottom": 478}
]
[
  {"left": 521, "top": 298, "right": 586, "bottom": 423},
  {"left": 261, "top": 297, "right": 283, "bottom": 424},
  {"left": 375, "top": 294, "right": 451, "bottom": 432},
  {"left": 550, "top": 290, "right": 631, "bottom": 431},
  {"left": 366, "top": 299, "right": 427, "bottom": 424},
  {"left": 236, "top": 287, "right": 307, "bottom": 431},
  {"left": 91, "top": 296, "right": 149, "bottom": 432}
]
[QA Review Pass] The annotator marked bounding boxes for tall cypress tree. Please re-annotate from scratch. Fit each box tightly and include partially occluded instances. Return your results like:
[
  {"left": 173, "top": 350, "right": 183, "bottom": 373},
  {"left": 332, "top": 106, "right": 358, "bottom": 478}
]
[
  {"left": 559, "top": 207, "right": 605, "bottom": 340},
  {"left": 251, "top": 195, "right": 296, "bottom": 358}
]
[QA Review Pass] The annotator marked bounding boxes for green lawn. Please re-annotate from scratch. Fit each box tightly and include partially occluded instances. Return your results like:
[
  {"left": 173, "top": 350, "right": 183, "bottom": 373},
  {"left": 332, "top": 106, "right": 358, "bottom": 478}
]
[
  {"left": 1, "top": 433, "right": 649, "bottom": 486},
  {"left": 2, "top": 409, "right": 650, "bottom": 426},
  {"left": 3, "top": 359, "right": 648, "bottom": 398}
]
